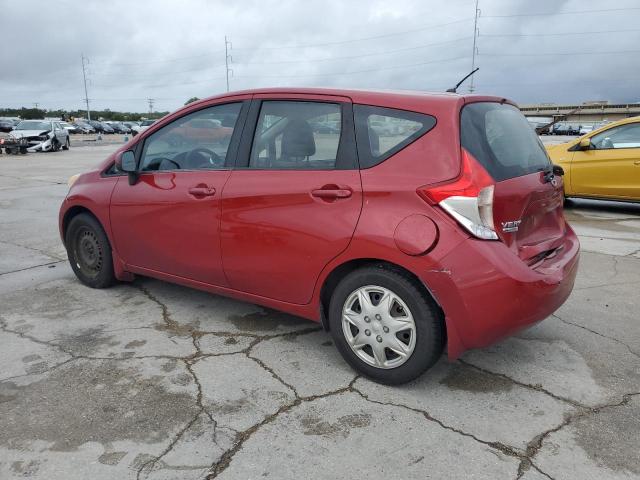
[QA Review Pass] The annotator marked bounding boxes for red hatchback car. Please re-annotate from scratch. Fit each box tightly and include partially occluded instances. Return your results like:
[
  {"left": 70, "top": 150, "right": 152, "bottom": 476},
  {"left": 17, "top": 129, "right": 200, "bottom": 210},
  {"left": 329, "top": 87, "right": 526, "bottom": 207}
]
[{"left": 59, "top": 88, "right": 579, "bottom": 384}]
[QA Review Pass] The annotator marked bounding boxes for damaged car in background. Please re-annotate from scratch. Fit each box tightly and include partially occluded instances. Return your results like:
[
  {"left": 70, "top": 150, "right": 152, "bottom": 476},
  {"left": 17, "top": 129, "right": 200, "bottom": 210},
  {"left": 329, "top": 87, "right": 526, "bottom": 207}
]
[{"left": 8, "top": 120, "right": 70, "bottom": 152}]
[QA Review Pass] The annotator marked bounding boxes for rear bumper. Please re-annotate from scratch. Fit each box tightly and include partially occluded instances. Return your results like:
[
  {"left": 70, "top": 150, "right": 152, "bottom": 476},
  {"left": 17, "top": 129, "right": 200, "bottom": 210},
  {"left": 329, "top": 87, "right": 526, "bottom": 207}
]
[{"left": 420, "top": 225, "right": 580, "bottom": 359}]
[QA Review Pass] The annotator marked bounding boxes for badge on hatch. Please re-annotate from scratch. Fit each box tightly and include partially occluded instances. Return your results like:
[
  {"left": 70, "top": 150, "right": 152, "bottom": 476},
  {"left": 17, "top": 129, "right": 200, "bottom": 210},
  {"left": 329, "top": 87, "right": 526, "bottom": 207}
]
[{"left": 501, "top": 220, "right": 522, "bottom": 233}]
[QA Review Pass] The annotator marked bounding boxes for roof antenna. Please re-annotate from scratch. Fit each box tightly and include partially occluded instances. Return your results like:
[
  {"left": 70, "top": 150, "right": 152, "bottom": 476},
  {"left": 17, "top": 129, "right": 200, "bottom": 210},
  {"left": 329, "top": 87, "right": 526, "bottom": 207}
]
[{"left": 446, "top": 68, "right": 479, "bottom": 93}]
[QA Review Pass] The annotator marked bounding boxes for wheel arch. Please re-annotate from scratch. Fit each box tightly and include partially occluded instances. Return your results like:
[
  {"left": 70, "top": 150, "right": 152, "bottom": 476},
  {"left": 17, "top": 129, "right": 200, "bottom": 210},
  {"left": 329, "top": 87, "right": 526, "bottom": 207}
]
[
  {"left": 61, "top": 205, "right": 101, "bottom": 247},
  {"left": 318, "top": 258, "right": 445, "bottom": 337}
]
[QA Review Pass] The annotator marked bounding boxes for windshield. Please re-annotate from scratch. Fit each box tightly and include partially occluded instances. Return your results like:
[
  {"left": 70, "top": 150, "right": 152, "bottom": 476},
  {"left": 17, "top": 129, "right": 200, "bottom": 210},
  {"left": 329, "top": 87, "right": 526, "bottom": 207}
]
[
  {"left": 461, "top": 102, "right": 550, "bottom": 181},
  {"left": 16, "top": 121, "right": 50, "bottom": 131}
]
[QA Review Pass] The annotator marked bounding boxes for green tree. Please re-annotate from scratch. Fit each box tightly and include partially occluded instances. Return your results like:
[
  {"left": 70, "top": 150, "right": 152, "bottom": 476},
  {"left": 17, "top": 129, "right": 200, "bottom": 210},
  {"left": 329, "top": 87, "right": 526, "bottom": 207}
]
[{"left": 184, "top": 97, "right": 200, "bottom": 105}]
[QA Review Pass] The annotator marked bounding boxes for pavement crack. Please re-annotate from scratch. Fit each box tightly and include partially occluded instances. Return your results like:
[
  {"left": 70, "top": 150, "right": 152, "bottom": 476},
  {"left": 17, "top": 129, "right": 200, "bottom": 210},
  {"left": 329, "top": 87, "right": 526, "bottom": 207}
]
[
  {"left": 184, "top": 358, "right": 216, "bottom": 423},
  {"left": 136, "top": 411, "right": 203, "bottom": 480},
  {"left": 0, "top": 315, "right": 75, "bottom": 358},
  {"left": 0, "top": 239, "right": 65, "bottom": 261},
  {"left": 458, "top": 359, "right": 587, "bottom": 408},
  {"left": 518, "top": 391, "right": 640, "bottom": 478},
  {"left": 552, "top": 313, "right": 640, "bottom": 357},
  {"left": 206, "top": 376, "right": 359, "bottom": 479},
  {"left": 353, "top": 386, "right": 525, "bottom": 458},
  {"left": 246, "top": 354, "right": 300, "bottom": 398},
  {"left": 0, "top": 356, "right": 78, "bottom": 383},
  {"left": 0, "top": 260, "right": 65, "bottom": 276}
]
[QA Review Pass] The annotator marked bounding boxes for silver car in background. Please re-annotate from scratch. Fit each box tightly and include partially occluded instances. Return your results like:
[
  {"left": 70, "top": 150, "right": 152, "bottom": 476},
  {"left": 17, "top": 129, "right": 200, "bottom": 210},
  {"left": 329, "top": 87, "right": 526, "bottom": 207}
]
[
  {"left": 9, "top": 120, "right": 70, "bottom": 152},
  {"left": 130, "top": 119, "right": 155, "bottom": 136}
]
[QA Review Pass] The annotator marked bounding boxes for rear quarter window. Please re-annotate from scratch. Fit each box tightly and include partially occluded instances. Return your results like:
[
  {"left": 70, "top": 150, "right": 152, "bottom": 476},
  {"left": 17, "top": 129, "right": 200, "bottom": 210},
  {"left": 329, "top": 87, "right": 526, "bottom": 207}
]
[
  {"left": 461, "top": 102, "right": 550, "bottom": 181},
  {"left": 354, "top": 105, "right": 436, "bottom": 168}
]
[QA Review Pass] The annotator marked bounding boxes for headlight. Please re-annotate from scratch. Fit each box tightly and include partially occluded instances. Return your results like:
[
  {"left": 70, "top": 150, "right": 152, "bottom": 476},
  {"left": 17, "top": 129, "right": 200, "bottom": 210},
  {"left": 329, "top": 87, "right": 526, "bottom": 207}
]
[{"left": 67, "top": 173, "right": 80, "bottom": 188}]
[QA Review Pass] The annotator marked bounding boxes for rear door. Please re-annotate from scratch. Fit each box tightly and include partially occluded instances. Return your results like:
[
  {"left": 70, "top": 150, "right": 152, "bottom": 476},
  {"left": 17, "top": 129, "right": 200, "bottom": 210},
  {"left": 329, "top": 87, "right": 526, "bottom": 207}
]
[
  {"left": 110, "top": 99, "right": 249, "bottom": 286},
  {"left": 461, "top": 101, "right": 566, "bottom": 262},
  {"left": 571, "top": 122, "right": 640, "bottom": 199},
  {"left": 220, "top": 95, "right": 362, "bottom": 304}
]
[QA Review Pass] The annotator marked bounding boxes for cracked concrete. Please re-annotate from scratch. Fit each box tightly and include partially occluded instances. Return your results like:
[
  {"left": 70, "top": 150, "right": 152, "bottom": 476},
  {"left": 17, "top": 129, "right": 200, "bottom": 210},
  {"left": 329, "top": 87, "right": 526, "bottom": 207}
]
[{"left": 1, "top": 146, "right": 639, "bottom": 479}]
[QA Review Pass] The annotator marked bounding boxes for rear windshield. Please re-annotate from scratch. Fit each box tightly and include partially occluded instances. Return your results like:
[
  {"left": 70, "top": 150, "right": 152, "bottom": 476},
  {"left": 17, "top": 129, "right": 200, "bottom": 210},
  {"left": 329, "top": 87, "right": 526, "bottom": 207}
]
[{"left": 461, "top": 102, "right": 550, "bottom": 181}]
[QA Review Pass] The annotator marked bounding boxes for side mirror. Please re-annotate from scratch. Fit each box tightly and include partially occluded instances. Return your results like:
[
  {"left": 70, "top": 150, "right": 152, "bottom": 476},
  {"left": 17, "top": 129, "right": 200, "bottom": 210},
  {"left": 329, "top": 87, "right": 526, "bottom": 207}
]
[
  {"left": 552, "top": 164, "right": 564, "bottom": 176},
  {"left": 578, "top": 138, "right": 591, "bottom": 150},
  {"left": 117, "top": 150, "right": 136, "bottom": 172},
  {"left": 116, "top": 150, "right": 138, "bottom": 185}
]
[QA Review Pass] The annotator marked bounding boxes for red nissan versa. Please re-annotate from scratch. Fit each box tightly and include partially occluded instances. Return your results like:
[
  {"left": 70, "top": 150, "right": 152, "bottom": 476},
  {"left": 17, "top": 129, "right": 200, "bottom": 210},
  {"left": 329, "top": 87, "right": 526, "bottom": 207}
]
[{"left": 59, "top": 88, "right": 579, "bottom": 384}]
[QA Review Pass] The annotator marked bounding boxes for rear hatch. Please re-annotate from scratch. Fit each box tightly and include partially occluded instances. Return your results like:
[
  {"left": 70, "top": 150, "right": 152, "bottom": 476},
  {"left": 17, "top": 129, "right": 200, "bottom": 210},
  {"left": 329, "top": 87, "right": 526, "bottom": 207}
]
[{"left": 460, "top": 101, "right": 566, "bottom": 264}]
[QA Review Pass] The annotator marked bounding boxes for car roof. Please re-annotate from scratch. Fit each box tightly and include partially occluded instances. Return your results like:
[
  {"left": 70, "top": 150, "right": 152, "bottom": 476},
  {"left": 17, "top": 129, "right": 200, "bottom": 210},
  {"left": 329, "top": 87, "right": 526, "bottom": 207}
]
[{"left": 192, "top": 87, "right": 511, "bottom": 110}]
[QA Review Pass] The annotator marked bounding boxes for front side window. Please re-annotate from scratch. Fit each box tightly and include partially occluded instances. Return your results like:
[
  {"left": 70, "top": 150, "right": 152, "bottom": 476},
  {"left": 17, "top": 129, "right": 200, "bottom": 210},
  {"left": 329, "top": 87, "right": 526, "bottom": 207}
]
[
  {"left": 139, "top": 103, "right": 242, "bottom": 171},
  {"left": 249, "top": 101, "right": 342, "bottom": 170},
  {"left": 590, "top": 123, "right": 640, "bottom": 150},
  {"left": 354, "top": 105, "right": 436, "bottom": 168}
]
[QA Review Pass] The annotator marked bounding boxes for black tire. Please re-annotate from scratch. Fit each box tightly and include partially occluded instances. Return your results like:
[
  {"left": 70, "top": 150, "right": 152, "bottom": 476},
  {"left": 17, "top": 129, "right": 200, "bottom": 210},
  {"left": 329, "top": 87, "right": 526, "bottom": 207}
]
[
  {"left": 328, "top": 265, "right": 444, "bottom": 385},
  {"left": 65, "top": 213, "right": 116, "bottom": 288},
  {"left": 62, "top": 137, "right": 70, "bottom": 150}
]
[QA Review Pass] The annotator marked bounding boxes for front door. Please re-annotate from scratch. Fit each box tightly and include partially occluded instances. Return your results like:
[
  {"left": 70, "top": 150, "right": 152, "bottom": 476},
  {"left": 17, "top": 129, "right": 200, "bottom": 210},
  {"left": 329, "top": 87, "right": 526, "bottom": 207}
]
[
  {"left": 220, "top": 96, "right": 362, "bottom": 304},
  {"left": 571, "top": 122, "right": 640, "bottom": 199},
  {"left": 110, "top": 100, "right": 248, "bottom": 286}
]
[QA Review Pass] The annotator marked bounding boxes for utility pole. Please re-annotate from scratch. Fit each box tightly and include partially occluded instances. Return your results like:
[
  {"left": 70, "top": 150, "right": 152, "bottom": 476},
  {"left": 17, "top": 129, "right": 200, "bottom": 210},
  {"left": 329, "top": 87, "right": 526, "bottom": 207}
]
[
  {"left": 225, "top": 35, "right": 232, "bottom": 92},
  {"left": 33, "top": 102, "right": 39, "bottom": 110},
  {"left": 468, "top": 0, "right": 480, "bottom": 93},
  {"left": 81, "top": 53, "right": 91, "bottom": 120},
  {"left": 147, "top": 98, "right": 155, "bottom": 115}
]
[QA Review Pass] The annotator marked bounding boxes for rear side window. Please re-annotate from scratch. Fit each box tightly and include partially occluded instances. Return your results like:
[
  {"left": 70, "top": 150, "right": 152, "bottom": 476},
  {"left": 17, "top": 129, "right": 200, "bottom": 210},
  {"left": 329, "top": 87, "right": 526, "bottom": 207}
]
[
  {"left": 354, "top": 105, "right": 436, "bottom": 168},
  {"left": 461, "top": 102, "right": 550, "bottom": 181}
]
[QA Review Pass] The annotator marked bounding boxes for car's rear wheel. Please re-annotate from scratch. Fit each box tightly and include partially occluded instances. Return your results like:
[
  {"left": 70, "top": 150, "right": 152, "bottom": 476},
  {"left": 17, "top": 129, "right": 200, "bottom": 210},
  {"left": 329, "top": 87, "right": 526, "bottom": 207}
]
[
  {"left": 62, "top": 137, "right": 70, "bottom": 150},
  {"left": 65, "top": 213, "right": 115, "bottom": 289},
  {"left": 328, "top": 266, "right": 444, "bottom": 385}
]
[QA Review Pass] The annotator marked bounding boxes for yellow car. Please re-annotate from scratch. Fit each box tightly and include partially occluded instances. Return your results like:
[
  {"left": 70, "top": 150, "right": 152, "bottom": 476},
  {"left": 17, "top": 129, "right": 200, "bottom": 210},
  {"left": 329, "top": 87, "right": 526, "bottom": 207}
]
[{"left": 546, "top": 116, "right": 640, "bottom": 202}]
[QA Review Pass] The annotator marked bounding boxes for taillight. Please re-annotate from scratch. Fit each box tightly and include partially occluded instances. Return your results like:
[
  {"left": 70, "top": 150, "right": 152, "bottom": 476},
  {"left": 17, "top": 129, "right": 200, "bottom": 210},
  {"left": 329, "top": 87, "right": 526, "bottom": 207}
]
[{"left": 418, "top": 148, "right": 498, "bottom": 240}]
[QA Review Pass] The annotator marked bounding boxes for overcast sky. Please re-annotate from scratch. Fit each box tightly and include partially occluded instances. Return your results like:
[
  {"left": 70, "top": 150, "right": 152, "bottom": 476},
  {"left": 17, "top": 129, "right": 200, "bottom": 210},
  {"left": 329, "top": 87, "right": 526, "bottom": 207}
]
[{"left": 2, "top": 0, "right": 640, "bottom": 113}]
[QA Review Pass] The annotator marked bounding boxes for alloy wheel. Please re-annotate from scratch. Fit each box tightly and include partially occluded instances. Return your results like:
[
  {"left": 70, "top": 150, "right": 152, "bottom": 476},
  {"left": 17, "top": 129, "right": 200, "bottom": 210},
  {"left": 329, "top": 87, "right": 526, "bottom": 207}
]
[{"left": 341, "top": 285, "right": 416, "bottom": 369}]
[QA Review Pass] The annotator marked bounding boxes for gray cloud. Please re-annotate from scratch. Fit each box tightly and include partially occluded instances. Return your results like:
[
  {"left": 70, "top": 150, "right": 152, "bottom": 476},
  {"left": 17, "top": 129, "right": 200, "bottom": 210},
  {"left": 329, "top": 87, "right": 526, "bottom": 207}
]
[{"left": 2, "top": 0, "right": 639, "bottom": 112}]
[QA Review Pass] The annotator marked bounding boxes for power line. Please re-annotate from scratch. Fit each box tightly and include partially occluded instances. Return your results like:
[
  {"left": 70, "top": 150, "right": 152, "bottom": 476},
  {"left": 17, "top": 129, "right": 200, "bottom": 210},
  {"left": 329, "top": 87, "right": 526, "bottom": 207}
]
[
  {"left": 236, "top": 36, "right": 472, "bottom": 65},
  {"left": 91, "top": 63, "right": 228, "bottom": 78},
  {"left": 235, "top": 55, "right": 469, "bottom": 79},
  {"left": 482, "top": 6, "right": 640, "bottom": 18},
  {"left": 479, "top": 49, "right": 640, "bottom": 57},
  {"left": 233, "top": 18, "right": 474, "bottom": 50},
  {"left": 102, "top": 51, "right": 226, "bottom": 67},
  {"left": 480, "top": 28, "right": 640, "bottom": 37}
]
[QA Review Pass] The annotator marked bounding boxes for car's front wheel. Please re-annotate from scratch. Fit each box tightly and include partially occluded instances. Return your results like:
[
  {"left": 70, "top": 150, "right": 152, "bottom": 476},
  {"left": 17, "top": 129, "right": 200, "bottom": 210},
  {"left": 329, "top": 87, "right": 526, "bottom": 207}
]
[
  {"left": 328, "top": 266, "right": 444, "bottom": 385},
  {"left": 62, "top": 137, "right": 70, "bottom": 150},
  {"left": 65, "top": 213, "right": 116, "bottom": 288}
]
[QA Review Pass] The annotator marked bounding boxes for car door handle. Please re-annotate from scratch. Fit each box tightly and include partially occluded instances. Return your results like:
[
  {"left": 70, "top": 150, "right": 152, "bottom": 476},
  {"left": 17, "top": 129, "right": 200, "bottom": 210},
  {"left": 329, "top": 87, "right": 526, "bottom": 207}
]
[
  {"left": 311, "top": 187, "right": 352, "bottom": 199},
  {"left": 634, "top": 160, "right": 640, "bottom": 166},
  {"left": 188, "top": 186, "right": 216, "bottom": 197}
]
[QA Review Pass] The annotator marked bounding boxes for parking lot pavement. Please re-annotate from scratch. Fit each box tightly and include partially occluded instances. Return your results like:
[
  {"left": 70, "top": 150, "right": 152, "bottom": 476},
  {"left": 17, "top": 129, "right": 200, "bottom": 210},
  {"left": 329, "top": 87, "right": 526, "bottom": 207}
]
[{"left": 1, "top": 145, "right": 638, "bottom": 480}]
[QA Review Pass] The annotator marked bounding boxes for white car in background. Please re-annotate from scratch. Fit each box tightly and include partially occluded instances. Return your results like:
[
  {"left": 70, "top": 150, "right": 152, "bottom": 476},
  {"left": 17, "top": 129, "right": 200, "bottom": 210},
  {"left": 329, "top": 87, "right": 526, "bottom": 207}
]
[
  {"left": 131, "top": 119, "right": 155, "bottom": 136},
  {"left": 9, "top": 120, "right": 70, "bottom": 152},
  {"left": 579, "top": 125, "right": 595, "bottom": 135}
]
